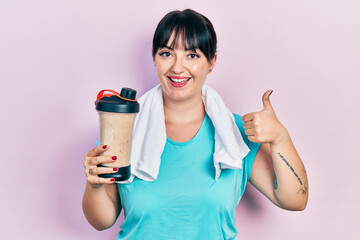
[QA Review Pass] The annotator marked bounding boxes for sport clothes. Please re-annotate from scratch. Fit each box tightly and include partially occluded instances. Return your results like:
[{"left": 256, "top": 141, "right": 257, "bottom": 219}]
[{"left": 115, "top": 113, "right": 261, "bottom": 240}]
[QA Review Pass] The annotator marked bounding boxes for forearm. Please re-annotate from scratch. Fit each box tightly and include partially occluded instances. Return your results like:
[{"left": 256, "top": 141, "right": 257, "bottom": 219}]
[
  {"left": 271, "top": 131, "right": 308, "bottom": 211},
  {"left": 82, "top": 182, "right": 119, "bottom": 230}
]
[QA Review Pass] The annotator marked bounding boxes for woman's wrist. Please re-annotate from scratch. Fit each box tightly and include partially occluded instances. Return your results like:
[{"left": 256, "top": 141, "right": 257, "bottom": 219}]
[
  {"left": 271, "top": 125, "right": 291, "bottom": 147},
  {"left": 87, "top": 181, "right": 105, "bottom": 190}
]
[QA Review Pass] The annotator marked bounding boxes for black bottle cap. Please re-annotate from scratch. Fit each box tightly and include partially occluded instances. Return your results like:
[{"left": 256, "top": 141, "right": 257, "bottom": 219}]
[
  {"left": 120, "top": 88, "right": 137, "bottom": 100},
  {"left": 95, "top": 87, "right": 140, "bottom": 113}
]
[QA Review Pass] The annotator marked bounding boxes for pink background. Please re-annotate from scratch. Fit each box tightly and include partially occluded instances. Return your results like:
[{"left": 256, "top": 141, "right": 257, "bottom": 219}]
[{"left": 1, "top": 0, "right": 359, "bottom": 239}]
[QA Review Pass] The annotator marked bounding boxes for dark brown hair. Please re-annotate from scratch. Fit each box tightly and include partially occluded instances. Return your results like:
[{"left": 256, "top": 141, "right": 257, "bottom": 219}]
[{"left": 152, "top": 9, "right": 217, "bottom": 62}]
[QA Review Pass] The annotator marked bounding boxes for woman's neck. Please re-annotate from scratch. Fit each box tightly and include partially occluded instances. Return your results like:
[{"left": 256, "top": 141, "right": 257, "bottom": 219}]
[{"left": 163, "top": 94, "right": 205, "bottom": 125}]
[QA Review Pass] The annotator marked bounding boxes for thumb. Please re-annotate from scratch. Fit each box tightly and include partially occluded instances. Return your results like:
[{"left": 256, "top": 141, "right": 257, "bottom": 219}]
[{"left": 262, "top": 90, "right": 273, "bottom": 110}]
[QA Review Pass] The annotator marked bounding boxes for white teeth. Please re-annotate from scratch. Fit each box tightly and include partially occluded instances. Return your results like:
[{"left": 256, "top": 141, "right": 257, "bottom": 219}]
[{"left": 169, "top": 77, "right": 190, "bottom": 83}]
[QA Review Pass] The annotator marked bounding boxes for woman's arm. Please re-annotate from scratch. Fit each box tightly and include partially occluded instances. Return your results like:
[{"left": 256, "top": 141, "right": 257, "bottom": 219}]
[
  {"left": 250, "top": 140, "right": 308, "bottom": 210},
  {"left": 83, "top": 182, "right": 121, "bottom": 230},
  {"left": 243, "top": 90, "right": 308, "bottom": 211},
  {"left": 82, "top": 146, "right": 122, "bottom": 230}
]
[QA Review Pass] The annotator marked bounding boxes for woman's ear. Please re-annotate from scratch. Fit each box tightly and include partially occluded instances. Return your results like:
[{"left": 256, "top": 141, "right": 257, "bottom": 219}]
[{"left": 209, "top": 52, "right": 217, "bottom": 72}]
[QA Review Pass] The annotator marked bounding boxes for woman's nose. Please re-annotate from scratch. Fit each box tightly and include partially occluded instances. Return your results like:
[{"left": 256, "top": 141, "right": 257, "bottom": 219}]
[{"left": 171, "top": 56, "right": 185, "bottom": 74}]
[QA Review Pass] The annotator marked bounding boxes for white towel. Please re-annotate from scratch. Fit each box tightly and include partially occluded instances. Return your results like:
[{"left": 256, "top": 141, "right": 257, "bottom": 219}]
[{"left": 119, "top": 84, "right": 250, "bottom": 183}]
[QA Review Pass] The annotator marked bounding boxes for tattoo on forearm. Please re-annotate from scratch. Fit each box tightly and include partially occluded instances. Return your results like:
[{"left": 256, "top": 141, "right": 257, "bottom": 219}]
[
  {"left": 297, "top": 177, "right": 308, "bottom": 195},
  {"left": 277, "top": 152, "right": 303, "bottom": 186},
  {"left": 274, "top": 172, "right": 278, "bottom": 190}
]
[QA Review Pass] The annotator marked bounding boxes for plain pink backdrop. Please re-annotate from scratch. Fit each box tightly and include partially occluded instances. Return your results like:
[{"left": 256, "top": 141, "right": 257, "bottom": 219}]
[{"left": 1, "top": 0, "right": 359, "bottom": 239}]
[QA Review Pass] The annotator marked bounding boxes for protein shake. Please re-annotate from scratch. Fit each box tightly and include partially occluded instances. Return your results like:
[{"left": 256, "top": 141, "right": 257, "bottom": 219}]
[{"left": 95, "top": 88, "right": 140, "bottom": 181}]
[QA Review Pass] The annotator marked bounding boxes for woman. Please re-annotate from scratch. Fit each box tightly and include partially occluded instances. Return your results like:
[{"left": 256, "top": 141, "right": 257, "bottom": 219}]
[{"left": 83, "top": 9, "right": 308, "bottom": 239}]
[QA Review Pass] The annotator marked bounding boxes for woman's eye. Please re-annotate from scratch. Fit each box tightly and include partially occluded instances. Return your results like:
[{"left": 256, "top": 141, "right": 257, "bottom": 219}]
[
  {"left": 159, "top": 51, "right": 171, "bottom": 57},
  {"left": 188, "top": 53, "right": 199, "bottom": 59}
]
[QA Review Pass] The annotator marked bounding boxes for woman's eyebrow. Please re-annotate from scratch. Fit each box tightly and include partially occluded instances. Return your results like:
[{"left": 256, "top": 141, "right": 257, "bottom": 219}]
[{"left": 160, "top": 46, "right": 199, "bottom": 53}]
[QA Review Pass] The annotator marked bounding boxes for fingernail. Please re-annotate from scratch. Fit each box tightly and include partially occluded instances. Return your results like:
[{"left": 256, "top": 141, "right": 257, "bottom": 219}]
[
  {"left": 110, "top": 178, "right": 115, "bottom": 182},
  {"left": 113, "top": 167, "right": 118, "bottom": 171},
  {"left": 269, "top": 90, "right": 273, "bottom": 96},
  {"left": 112, "top": 156, "right": 117, "bottom": 160},
  {"left": 102, "top": 145, "right": 107, "bottom": 149}
]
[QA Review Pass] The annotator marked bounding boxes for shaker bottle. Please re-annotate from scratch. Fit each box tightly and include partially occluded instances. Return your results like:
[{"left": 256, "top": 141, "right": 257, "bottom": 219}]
[{"left": 94, "top": 88, "right": 140, "bottom": 181}]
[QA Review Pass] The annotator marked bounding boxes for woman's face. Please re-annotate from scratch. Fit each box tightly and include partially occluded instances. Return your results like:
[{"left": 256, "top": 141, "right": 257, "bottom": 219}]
[{"left": 154, "top": 33, "right": 216, "bottom": 103}]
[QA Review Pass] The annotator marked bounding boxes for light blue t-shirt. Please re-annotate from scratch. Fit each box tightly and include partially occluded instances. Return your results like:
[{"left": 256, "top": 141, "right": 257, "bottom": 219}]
[{"left": 106, "top": 113, "right": 261, "bottom": 240}]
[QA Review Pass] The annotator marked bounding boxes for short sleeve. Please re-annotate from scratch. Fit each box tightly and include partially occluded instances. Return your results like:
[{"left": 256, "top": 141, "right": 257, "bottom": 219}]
[{"left": 233, "top": 113, "right": 261, "bottom": 181}]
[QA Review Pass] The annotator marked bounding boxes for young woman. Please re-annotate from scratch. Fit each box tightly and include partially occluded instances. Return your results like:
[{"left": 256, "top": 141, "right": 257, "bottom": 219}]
[{"left": 82, "top": 9, "right": 308, "bottom": 240}]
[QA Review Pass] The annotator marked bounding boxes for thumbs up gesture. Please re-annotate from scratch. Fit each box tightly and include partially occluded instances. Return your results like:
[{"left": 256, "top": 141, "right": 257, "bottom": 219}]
[{"left": 242, "top": 90, "right": 289, "bottom": 144}]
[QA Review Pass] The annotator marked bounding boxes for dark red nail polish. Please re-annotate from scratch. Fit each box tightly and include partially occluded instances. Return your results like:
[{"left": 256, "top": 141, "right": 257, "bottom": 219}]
[
  {"left": 113, "top": 168, "right": 118, "bottom": 171},
  {"left": 110, "top": 178, "right": 115, "bottom": 182},
  {"left": 112, "top": 156, "right": 117, "bottom": 160},
  {"left": 102, "top": 145, "right": 107, "bottom": 149}
]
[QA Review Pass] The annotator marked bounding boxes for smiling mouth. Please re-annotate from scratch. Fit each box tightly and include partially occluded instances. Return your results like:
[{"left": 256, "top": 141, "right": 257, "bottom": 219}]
[{"left": 167, "top": 77, "right": 192, "bottom": 83}]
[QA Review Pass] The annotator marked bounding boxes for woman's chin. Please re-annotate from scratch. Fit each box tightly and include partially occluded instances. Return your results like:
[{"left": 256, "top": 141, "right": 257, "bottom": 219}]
[{"left": 164, "top": 90, "right": 189, "bottom": 102}]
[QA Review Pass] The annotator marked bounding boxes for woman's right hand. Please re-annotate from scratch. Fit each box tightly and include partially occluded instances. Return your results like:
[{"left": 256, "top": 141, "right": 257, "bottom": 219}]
[{"left": 84, "top": 145, "right": 118, "bottom": 187}]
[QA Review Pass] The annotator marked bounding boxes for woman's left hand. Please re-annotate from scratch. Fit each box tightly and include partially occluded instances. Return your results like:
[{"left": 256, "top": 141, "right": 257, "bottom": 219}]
[{"left": 242, "top": 90, "right": 289, "bottom": 144}]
